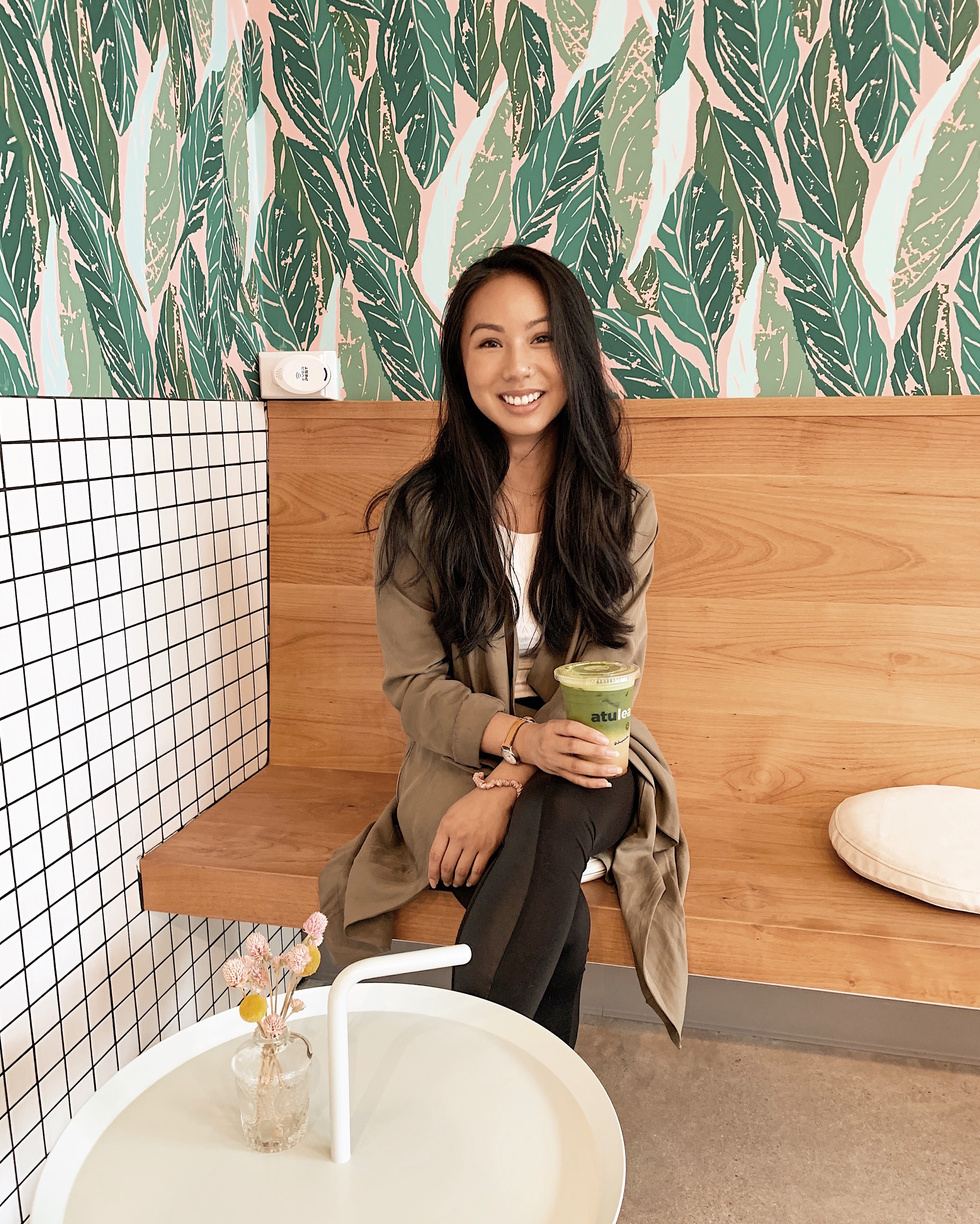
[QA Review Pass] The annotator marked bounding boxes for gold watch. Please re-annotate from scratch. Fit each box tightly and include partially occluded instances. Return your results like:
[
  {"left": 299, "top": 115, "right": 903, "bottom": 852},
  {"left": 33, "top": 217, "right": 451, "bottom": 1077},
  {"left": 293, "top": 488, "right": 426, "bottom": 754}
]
[{"left": 501, "top": 717, "right": 535, "bottom": 765}]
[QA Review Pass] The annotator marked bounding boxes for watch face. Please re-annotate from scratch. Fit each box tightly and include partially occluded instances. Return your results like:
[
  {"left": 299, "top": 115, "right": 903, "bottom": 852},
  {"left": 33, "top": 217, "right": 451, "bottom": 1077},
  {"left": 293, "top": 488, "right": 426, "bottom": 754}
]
[{"left": 501, "top": 745, "right": 518, "bottom": 765}]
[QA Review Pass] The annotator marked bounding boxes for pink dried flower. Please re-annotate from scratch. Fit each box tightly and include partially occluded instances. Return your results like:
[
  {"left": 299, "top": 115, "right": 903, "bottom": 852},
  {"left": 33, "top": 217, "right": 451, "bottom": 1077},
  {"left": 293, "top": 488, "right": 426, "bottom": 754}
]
[
  {"left": 222, "top": 958, "right": 248, "bottom": 990},
  {"left": 302, "top": 912, "right": 327, "bottom": 946},
  {"left": 271, "top": 954, "right": 285, "bottom": 972},
  {"left": 245, "top": 932, "right": 269, "bottom": 959},
  {"left": 290, "top": 997, "right": 306, "bottom": 1012},
  {"left": 284, "top": 945, "right": 311, "bottom": 975},
  {"left": 247, "top": 962, "right": 271, "bottom": 994},
  {"left": 263, "top": 1013, "right": 286, "bottom": 1038}
]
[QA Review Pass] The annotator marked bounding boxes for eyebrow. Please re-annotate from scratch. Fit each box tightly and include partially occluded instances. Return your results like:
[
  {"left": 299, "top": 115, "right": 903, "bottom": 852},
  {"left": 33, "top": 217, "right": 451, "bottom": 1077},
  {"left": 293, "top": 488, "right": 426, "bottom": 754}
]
[{"left": 468, "top": 316, "right": 551, "bottom": 337}]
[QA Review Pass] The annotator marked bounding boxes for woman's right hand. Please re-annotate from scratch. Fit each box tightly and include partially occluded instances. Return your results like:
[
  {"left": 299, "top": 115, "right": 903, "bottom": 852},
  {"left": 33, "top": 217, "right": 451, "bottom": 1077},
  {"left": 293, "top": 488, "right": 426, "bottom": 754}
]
[{"left": 516, "top": 720, "right": 623, "bottom": 788}]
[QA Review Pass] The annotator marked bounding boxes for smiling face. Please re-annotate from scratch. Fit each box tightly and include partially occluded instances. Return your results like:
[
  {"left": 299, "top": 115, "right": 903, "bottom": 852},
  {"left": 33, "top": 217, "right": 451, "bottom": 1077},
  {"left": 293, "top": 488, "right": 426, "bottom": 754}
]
[{"left": 460, "top": 272, "right": 568, "bottom": 448}]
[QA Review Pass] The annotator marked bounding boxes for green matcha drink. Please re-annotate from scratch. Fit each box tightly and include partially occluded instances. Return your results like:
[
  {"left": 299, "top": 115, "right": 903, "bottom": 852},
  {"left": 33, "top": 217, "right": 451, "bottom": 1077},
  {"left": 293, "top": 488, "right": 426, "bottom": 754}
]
[{"left": 554, "top": 662, "right": 640, "bottom": 771}]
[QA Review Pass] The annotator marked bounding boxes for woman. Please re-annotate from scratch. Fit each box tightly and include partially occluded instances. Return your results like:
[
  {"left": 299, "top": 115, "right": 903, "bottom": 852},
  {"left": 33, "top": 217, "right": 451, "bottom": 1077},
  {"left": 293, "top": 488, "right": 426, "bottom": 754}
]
[{"left": 319, "top": 246, "right": 689, "bottom": 1047}]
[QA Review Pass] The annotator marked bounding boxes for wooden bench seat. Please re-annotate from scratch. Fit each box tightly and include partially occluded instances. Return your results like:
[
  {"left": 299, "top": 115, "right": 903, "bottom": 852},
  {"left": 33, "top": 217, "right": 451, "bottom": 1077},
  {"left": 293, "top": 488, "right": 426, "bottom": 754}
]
[
  {"left": 139, "top": 396, "right": 980, "bottom": 1013},
  {"left": 138, "top": 761, "right": 980, "bottom": 1007}
]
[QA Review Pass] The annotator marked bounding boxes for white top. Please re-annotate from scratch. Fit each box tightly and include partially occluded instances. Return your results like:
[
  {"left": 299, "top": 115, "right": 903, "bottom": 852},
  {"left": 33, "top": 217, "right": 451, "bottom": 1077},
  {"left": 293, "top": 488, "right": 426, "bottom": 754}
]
[{"left": 502, "top": 529, "right": 541, "bottom": 698}]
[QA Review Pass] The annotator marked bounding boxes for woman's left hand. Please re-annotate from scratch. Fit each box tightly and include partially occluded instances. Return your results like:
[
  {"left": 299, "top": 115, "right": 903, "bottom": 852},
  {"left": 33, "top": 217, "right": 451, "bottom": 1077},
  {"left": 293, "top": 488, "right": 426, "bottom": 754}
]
[{"left": 427, "top": 787, "right": 516, "bottom": 889}]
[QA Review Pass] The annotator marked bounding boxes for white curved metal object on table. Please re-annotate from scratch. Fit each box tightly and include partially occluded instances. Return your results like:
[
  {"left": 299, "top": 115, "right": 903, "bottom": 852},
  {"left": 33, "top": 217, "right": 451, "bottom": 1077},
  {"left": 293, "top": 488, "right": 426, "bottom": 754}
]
[{"left": 31, "top": 945, "right": 625, "bottom": 1224}]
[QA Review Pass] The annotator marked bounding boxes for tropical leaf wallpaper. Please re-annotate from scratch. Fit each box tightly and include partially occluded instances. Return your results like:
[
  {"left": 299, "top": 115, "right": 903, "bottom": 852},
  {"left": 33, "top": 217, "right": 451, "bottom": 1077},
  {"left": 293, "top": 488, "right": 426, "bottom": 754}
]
[{"left": 4, "top": 0, "right": 980, "bottom": 399}]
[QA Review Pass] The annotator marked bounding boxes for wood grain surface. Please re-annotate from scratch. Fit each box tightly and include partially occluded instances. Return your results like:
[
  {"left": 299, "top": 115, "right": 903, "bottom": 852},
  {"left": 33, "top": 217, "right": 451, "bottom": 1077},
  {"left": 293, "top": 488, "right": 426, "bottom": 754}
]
[{"left": 142, "top": 397, "right": 980, "bottom": 1006}]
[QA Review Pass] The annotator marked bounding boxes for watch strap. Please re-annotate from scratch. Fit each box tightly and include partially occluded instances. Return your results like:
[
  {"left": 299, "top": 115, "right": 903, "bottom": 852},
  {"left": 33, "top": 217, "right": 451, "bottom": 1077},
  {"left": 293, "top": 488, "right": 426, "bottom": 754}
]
[{"left": 501, "top": 716, "right": 534, "bottom": 763}]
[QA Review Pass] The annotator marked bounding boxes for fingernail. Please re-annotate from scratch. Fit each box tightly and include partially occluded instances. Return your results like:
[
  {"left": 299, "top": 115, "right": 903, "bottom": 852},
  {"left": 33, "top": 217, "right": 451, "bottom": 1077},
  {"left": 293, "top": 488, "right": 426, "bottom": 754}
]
[
  {"left": 603, "top": 750, "right": 618, "bottom": 759},
  {"left": 602, "top": 780, "right": 612, "bottom": 788}
]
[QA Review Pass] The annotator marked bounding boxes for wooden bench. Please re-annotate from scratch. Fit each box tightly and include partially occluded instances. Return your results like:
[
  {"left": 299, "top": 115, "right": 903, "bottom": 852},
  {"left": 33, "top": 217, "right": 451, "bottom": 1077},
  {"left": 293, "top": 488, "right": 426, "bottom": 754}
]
[{"left": 140, "top": 397, "right": 980, "bottom": 1009}]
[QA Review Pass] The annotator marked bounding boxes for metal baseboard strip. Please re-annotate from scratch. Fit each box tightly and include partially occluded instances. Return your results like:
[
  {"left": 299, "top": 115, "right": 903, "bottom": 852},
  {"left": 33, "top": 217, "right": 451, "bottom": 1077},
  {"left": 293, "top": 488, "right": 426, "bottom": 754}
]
[
  {"left": 320, "top": 943, "right": 980, "bottom": 1066},
  {"left": 580, "top": 962, "right": 980, "bottom": 1067}
]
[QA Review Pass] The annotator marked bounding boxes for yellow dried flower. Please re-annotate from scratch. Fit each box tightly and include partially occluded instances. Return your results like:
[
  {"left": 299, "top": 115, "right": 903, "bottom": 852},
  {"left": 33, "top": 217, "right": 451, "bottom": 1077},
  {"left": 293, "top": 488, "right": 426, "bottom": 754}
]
[
  {"left": 301, "top": 944, "right": 321, "bottom": 976},
  {"left": 239, "top": 993, "right": 268, "bottom": 1023}
]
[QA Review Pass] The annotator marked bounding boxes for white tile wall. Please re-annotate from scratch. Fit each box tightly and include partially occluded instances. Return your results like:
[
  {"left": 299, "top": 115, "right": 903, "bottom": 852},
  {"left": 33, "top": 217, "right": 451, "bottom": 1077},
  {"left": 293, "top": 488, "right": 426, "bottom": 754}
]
[{"left": 0, "top": 399, "right": 283, "bottom": 1224}]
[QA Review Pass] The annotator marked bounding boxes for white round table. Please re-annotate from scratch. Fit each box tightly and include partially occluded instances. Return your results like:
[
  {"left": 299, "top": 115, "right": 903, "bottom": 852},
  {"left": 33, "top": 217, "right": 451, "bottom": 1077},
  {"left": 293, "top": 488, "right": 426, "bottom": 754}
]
[{"left": 32, "top": 981, "right": 625, "bottom": 1224}]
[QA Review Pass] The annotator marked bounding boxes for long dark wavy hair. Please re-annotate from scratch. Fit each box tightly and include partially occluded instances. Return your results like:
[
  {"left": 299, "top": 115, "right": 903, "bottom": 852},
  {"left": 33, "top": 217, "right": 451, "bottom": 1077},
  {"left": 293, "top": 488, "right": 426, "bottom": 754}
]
[{"left": 368, "top": 245, "right": 638, "bottom": 657}]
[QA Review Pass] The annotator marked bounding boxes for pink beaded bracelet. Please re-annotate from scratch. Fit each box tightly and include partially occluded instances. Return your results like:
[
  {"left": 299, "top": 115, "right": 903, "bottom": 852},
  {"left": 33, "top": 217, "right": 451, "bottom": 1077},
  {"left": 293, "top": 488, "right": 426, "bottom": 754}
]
[{"left": 472, "top": 771, "right": 523, "bottom": 798}]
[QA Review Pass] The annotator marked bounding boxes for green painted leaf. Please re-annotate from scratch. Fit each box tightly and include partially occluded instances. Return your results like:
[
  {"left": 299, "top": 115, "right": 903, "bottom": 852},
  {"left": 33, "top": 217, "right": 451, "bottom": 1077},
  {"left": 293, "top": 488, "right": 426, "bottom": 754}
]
[
  {"left": 348, "top": 72, "right": 422, "bottom": 264},
  {"left": 703, "top": 0, "right": 797, "bottom": 157},
  {"left": 49, "top": 1, "right": 114, "bottom": 222},
  {"left": 713, "top": 108, "right": 780, "bottom": 260},
  {"left": 62, "top": 175, "right": 153, "bottom": 396},
  {"left": 32, "top": 0, "right": 53, "bottom": 36},
  {"left": 754, "top": 263, "right": 816, "bottom": 394},
  {"left": 695, "top": 96, "right": 755, "bottom": 299},
  {"left": 154, "top": 282, "right": 196, "bottom": 396},
  {"left": 778, "top": 219, "right": 887, "bottom": 394},
  {"left": 0, "top": 47, "right": 50, "bottom": 262},
  {"left": 67, "top": 0, "right": 120, "bottom": 225},
  {"left": 270, "top": 0, "right": 355, "bottom": 169},
  {"left": 0, "top": 246, "right": 33, "bottom": 375},
  {"left": 178, "top": 71, "right": 224, "bottom": 245},
  {"left": 330, "top": 7, "right": 369, "bottom": 80},
  {"left": 349, "top": 238, "right": 441, "bottom": 398},
  {"left": 273, "top": 133, "right": 335, "bottom": 304},
  {"left": 256, "top": 193, "right": 321, "bottom": 350},
  {"left": 0, "top": 339, "right": 34, "bottom": 394},
  {"left": 0, "top": 108, "right": 37, "bottom": 325},
  {"left": 500, "top": 0, "right": 554, "bottom": 157},
  {"left": 205, "top": 176, "right": 233, "bottom": 359},
  {"left": 449, "top": 89, "right": 512, "bottom": 284},
  {"left": 144, "top": 54, "right": 180, "bottom": 302},
  {"left": 926, "top": 0, "right": 977, "bottom": 73},
  {"left": 656, "top": 170, "right": 735, "bottom": 389},
  {"left": 339, "top": 279, "right": 393, "bottom": 398},
  {"left": 82, "top": 0, "right": 139, "bottom": 133},
  {"left": 613, "top": 246, "right": 659, "bottom": 315},
  {"left": 455, "top": 0, "right": 499, "bottom": 111},
  {"left": 329, "top": 0, "right": 388, "bottom": 17},
  {"left": 830, "top": 0, "right": 924, "bottom": 161},
  {"left": 179, "top": 243, "right": 218, "bottom": 397},
  {"left": 223, "top": 45, "right": 250, "bottom": 264},
  {"left": 379, "top": 0, "right": 456, "bottom": 186},
  {"left": 133, "top": 0, "right": 150, "bottom": 52},
  {"left": 552, "top": 152, "right": 623, "bottom": 303},
  {"left": 513, "top": 62, "right": 613, "bottom": 243},
  {"left": 187, "top": 0, "right": 211, "bottom": 67},
  {"left": 893, "top": 62, "right": 980, "bottom": 308},
  {"left": 954, "top": 236, "right": 980, "bottom": 389},
  {"left": 147, "top": 0, "right": 163, "bottom": 58},
  {"left": 892, "top": 284, "right": 960, "bottom": 393},
  {"left": 599, "top": 18, "right": 657, "bottom": 267},
  {"left": 546, "top": 0, "right": 595, "bottom": 70},
  {"left": 0, "top": 0, "right": 64, "bottom": 220},
  {"left": 793, "top": 0, "right": 820, "bottom": 39},
  {"left": 243, "top": 20, "right": 264, "bottom": 116},
  {"left": 785, "top": 38, "right": 867, "bottom": 249},
  {"left": 56, "top": 231, "right": 113, "bottom": 394},
  {"left": 595, "top": 308, "right": 712, "bottom": 396},
  {"left": 162, "top": 0, "right": 196, "bottom": 129},
  {"left": 653, "top": 0, "right": 694, "bottom": 92},
  {"left": 284, "top": 135, "right": 351, "bottom": 270}
]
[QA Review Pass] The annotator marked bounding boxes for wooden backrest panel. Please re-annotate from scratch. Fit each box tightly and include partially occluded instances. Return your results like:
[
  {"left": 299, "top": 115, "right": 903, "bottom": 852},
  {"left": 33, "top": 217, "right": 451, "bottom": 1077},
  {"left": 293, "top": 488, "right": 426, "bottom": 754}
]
[{"left": 269, "top": 399, "right": 980, "bottom": 818}]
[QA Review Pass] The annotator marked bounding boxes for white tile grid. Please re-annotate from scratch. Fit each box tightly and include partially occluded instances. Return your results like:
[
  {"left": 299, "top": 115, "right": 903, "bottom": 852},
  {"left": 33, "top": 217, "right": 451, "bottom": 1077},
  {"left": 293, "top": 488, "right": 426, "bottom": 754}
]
[{"left": 0, "top": 399, "right": 283, "bottom": 1224}]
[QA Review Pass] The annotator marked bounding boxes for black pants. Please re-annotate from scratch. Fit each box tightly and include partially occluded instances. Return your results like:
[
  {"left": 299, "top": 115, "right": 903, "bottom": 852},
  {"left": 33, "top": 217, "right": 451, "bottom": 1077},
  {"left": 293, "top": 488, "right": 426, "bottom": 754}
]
[{"left": 447, "top": 768, "right": 636, "bottom": 1047}]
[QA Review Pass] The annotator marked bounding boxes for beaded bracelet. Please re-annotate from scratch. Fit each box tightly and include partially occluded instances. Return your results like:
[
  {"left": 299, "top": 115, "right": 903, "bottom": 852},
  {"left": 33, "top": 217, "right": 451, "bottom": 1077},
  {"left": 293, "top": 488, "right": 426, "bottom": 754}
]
[{"left": 472, "top": 771, "right": 523, "bottom": 798}]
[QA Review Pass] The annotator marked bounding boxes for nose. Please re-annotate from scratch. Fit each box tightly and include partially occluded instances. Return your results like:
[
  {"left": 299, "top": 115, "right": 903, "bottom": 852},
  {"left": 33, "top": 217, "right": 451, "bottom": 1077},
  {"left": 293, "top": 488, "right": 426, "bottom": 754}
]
[{"left": 503, "top": 342, "right": 533, "bottom": 381}]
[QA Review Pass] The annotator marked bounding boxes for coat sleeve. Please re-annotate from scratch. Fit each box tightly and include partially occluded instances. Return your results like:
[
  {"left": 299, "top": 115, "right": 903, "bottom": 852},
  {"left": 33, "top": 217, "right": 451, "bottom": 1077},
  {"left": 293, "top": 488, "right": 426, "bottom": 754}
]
[
  {"left": 374, "top": 510, "right": 506, "bottom": 769},
  {"left": 534, "top": 483, "right": 658, "bottom": 724}
]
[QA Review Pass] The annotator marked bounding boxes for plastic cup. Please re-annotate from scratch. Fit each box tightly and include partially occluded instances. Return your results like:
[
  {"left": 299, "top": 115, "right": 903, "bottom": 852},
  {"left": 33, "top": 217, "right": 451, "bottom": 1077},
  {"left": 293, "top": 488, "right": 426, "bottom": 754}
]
[{"left": 553, "top": 662, "right": 640, "bottom": 772}]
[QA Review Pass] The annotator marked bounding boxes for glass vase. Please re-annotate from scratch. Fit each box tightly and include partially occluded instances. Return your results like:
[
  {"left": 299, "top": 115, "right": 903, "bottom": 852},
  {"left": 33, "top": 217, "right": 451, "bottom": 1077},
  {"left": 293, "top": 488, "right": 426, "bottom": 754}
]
[{"left": 231, "top": 1026, "right": 313, "bottom": 1152}]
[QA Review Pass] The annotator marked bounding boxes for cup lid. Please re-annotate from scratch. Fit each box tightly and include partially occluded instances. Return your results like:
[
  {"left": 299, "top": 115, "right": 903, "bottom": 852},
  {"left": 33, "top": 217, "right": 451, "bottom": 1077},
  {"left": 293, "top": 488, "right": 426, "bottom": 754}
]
[{"left": 553, "top": 661, "right": 640, "bottom": 689}]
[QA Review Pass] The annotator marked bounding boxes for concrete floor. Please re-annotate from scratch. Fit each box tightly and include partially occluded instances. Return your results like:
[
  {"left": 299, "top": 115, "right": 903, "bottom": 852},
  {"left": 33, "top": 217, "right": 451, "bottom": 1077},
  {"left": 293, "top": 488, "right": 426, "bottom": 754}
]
[{"left": 576, "top": 1018, "right": 980, "bottom": 1224}]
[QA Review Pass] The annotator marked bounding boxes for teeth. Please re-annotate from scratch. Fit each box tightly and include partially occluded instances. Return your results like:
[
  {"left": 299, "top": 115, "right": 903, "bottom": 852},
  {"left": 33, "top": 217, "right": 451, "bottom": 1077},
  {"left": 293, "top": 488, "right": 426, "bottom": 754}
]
[{"left": 501, "top": 392, "right": 543, "bottom": 406}]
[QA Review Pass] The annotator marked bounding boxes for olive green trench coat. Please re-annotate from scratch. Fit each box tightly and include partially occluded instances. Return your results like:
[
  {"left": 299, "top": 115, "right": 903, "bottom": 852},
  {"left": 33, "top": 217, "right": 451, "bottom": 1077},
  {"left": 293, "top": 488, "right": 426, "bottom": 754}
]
[{"left": 318, "top": 482, "right": 690, "bottom": 1046}]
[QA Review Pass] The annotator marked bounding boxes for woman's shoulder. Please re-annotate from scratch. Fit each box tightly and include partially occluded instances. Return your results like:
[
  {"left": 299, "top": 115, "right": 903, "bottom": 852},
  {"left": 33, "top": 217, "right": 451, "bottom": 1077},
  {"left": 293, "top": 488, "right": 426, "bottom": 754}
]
[{"left": 628, "top": 478, "right": 658, "bottom": 545}]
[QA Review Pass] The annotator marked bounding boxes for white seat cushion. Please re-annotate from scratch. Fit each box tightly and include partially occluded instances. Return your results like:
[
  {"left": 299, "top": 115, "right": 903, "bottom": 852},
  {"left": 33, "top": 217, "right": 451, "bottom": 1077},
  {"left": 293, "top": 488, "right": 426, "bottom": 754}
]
[{"left": 829, "top": 785, "right": 980, "bottom": 914}]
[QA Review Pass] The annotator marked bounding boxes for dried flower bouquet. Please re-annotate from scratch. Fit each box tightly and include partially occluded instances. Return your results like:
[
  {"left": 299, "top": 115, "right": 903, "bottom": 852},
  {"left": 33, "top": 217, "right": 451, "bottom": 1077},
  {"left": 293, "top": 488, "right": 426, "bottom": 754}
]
[{"left": 222, "top": 911, "right": 327, "bottom": 1036}]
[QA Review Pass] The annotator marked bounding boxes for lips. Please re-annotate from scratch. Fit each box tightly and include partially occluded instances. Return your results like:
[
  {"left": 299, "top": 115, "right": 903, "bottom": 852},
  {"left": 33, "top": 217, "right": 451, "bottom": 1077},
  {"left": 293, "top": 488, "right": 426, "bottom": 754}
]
[{"left": 500, "top": 391, "right": 544, "bottom": 406}]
